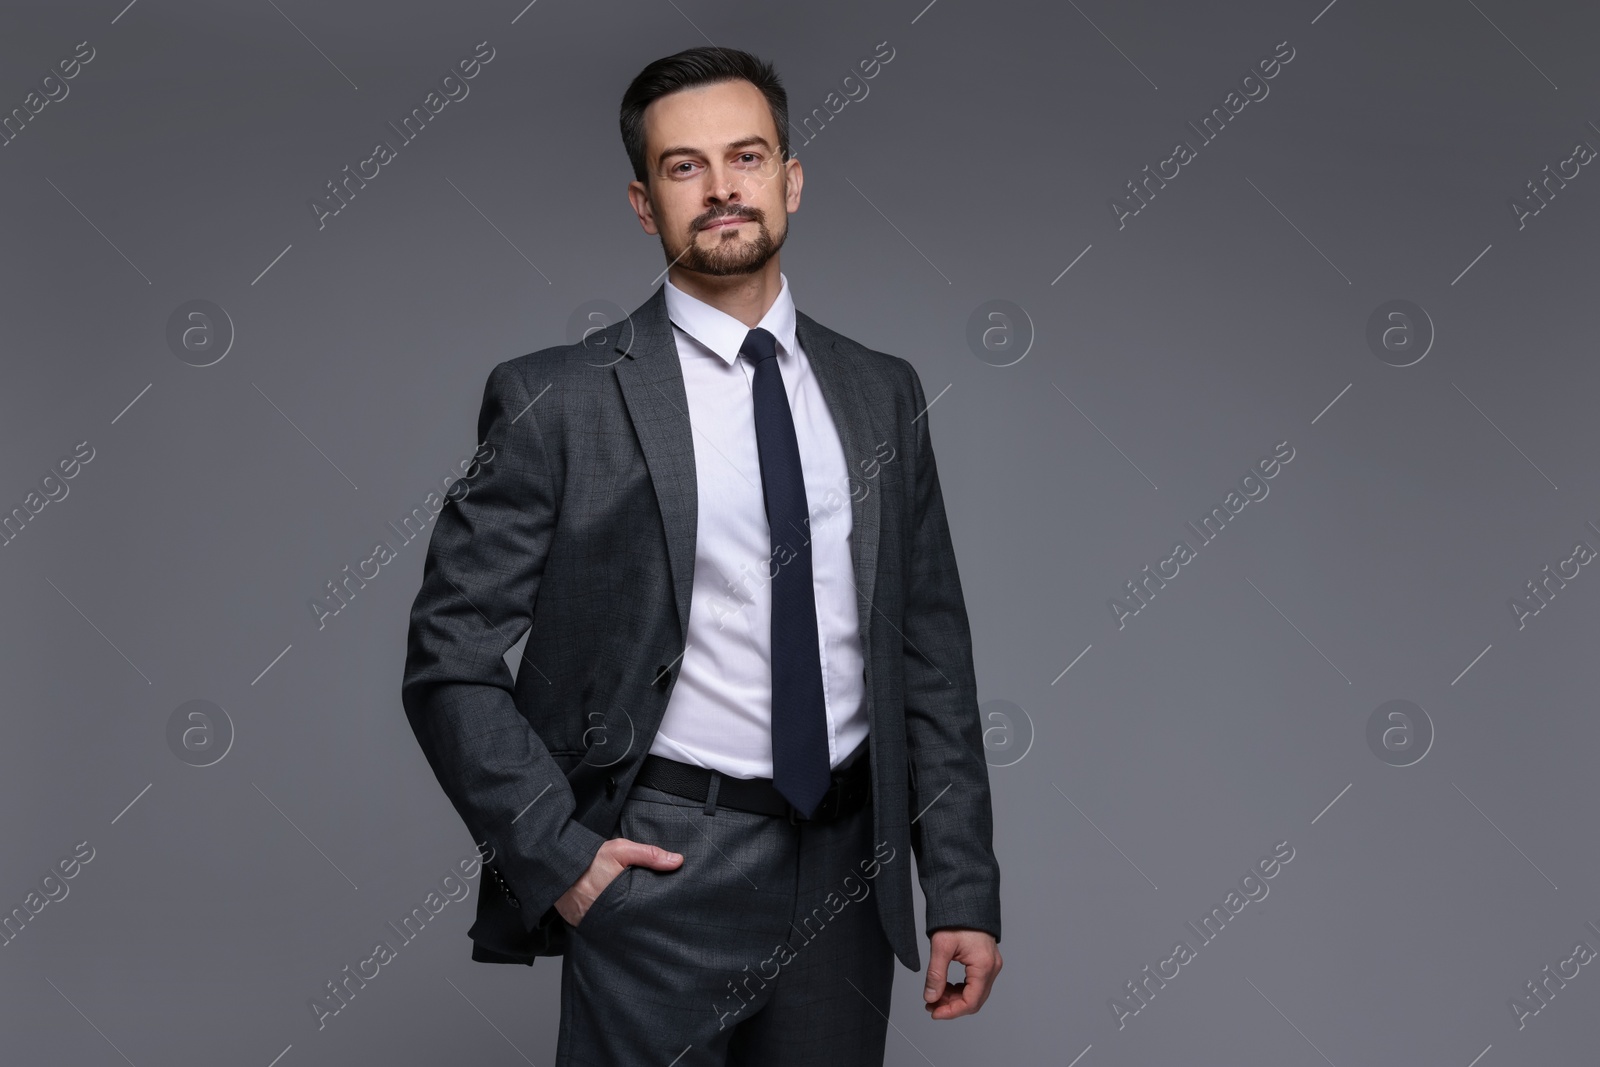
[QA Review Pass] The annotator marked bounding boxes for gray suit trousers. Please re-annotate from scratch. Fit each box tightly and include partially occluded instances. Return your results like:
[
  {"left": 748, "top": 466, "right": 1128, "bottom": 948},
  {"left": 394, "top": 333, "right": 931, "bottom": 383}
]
[{"left": 556, "top": 781, "right": 898, "bottom": 1066}]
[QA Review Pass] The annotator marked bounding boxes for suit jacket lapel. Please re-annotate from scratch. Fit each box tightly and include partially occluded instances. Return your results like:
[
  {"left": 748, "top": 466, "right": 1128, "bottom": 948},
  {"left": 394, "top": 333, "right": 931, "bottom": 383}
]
[
  {"left": 611, "top": 287, "right": 883, "bottom": 662},
  {"left": 796, "top": 312, "right": 882, "bottom": 657},
  {"left": 613, "top": 286, "right": 699, "bottom": 643}
]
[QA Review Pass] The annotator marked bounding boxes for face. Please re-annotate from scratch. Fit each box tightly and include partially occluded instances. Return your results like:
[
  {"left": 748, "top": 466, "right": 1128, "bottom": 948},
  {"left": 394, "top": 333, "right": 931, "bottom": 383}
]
[{"left": 628, "top": 78, "right": 802, "bottom": 278}]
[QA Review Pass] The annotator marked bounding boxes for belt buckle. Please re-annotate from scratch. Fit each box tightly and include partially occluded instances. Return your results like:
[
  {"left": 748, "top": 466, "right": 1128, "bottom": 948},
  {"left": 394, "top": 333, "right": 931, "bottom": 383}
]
[
  {"left": 820, "top": 777, "right": 846, "bottom": 823},
  {"left": 788, "top": 781, "right": 843, "bottom": 825}
]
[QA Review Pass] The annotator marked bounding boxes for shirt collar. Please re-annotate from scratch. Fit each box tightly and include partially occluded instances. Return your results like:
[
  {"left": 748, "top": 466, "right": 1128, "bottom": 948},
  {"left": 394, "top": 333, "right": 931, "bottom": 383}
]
[{"left": 663, "top": 272, "right": 799, "bottom": 367}]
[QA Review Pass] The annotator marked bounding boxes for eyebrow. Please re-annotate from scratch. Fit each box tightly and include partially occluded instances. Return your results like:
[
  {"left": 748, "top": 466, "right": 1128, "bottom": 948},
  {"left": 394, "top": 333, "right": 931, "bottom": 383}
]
[{"left": 655, "top": 135, "right": 775, "bottom": 169}]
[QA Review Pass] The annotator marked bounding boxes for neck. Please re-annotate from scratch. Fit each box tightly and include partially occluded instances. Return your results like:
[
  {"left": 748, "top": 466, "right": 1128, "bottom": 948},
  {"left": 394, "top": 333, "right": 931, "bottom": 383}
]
[{"left": 668, "top": 259, "right": 783, "bottom": 328}]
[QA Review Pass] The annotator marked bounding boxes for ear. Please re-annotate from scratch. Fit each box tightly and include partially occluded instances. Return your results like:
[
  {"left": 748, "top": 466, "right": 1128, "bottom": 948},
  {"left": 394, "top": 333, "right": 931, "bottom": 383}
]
[
  {"left": 784, "top": 155, "right": 804, "bottom": 214},
  {"left": 627, "top": 179, "right": 660, "bottom": 235}
]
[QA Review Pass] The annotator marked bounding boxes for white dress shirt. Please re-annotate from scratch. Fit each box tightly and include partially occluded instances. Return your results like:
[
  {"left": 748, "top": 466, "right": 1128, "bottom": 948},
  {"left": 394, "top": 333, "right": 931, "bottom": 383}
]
[{"left": 647, "top": 272, "right": 868, "bottom": 779}]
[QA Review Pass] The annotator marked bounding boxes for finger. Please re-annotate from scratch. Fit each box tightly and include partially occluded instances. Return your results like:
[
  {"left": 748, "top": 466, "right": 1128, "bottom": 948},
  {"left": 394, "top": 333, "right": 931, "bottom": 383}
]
[
  {"left": 613, "top": 838, "right": 683, "bottom": 870},
  {"left": 954, "top": 972, "right": 987, "bottom": 1014},
  {"left": 951, "top": 980, "right": 987, "bottom": 1019},
  {"left": 926, "top": 981, "right": 973, "bottom": 1019},
  {"left": 940, "top": 948, "right": 1003, "bottom": 1018},
  {"left": 924, "top": 938, "right": 955, "bottom": 1003},
  {"left": 962, "top": 955, "right": 999, "bottom": 1009}
]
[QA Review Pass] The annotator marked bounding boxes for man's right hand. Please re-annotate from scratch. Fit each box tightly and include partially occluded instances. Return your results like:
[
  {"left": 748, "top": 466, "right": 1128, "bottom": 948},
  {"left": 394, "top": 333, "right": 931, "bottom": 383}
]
[{"left": 554, "top": 838, "right": 683, "bottom": 927}]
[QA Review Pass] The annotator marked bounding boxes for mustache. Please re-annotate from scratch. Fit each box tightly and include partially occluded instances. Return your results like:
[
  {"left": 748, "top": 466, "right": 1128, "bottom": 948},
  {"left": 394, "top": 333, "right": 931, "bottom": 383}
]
[{"left": 696, "top": 207, "right": 761, "bottom": 229}]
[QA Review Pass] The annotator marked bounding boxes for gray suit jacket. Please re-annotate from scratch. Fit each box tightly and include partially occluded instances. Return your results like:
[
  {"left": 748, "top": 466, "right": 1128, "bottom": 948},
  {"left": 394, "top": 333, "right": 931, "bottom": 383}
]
[{"left": 400, "top": 284, "right": 1001, "bottom": 972}]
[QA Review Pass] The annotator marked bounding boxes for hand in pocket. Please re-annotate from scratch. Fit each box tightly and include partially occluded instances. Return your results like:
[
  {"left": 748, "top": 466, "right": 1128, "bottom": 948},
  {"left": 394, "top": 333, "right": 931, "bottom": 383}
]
[{"left": 555, "top": 838, "right": 683, "bottom": 926}]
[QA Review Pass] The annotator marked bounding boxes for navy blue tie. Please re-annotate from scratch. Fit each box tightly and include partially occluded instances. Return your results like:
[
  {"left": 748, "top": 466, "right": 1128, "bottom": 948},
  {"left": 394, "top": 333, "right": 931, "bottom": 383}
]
[{"left": 740, "top": 326, "right": 831, "bottom": 818}]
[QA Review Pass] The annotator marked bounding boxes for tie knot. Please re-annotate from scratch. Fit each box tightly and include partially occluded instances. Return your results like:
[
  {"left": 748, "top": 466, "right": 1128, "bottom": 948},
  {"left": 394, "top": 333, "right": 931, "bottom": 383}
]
[{"left": 739, "top": 327, "right": 778, "bottom": 365}]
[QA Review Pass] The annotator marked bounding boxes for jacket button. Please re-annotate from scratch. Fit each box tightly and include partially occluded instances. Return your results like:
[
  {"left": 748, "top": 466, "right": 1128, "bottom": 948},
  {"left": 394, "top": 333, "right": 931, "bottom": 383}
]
[
  {"left": 606, "top": 775, "right": 618, "bottom": 797},
  {"left": 490, "top": 866, "right": 519, "bottom": 908},
  {"left": 653, "top": 664, "right": 672, "bottom": 692}
]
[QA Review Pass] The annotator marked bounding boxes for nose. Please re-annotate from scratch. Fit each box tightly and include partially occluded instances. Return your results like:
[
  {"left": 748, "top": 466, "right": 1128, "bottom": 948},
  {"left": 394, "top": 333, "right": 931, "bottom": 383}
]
[{"left": 704, "top": 159, "right": 749, "bottom": 206}]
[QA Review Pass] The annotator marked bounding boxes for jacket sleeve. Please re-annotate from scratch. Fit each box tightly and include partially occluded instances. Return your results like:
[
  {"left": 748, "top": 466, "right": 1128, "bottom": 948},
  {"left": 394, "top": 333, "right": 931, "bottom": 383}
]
[
  {"left": 401, "top": 359, "right": 604, "bottom": 930},
  {"left": 898, "top": 358, "right": 1003, "bottom": 944}
]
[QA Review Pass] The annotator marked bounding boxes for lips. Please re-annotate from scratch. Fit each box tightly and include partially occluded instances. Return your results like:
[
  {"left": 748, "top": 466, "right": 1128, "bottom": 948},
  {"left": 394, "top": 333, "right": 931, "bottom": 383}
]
[{"left": 701, "top": 215, "right": 751, "bottom": 230}]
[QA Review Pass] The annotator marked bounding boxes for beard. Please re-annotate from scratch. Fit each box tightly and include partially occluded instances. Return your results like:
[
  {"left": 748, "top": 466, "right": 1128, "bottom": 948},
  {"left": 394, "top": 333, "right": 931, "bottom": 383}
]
[{"left": 662, "top": 204, "right": 787, "bottom": 277}]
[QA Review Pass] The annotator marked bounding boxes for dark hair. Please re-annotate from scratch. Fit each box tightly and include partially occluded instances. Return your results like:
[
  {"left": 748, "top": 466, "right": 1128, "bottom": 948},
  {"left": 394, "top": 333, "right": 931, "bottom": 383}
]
[{"left": 619, "top": 46, "right": 789, "bottom": 184}]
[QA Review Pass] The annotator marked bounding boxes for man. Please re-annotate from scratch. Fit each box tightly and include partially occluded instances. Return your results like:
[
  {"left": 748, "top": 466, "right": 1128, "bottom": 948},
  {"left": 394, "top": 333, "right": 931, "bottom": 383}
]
[{"left": 401, "top": 45, "right": 1001, "bottom": 1066}]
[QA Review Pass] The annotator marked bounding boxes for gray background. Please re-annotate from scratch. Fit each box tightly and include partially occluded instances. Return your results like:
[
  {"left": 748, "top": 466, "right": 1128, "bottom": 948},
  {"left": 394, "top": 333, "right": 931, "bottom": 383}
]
[{"left": 2, "top": 0, "right": 1597, "bottom": 1064}]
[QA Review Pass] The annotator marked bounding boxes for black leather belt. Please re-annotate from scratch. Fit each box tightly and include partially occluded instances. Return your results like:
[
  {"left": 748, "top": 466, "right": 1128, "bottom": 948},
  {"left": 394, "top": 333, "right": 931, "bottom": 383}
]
[{"left": 634, "top": 742, "right": 871, "bottom": 824}]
